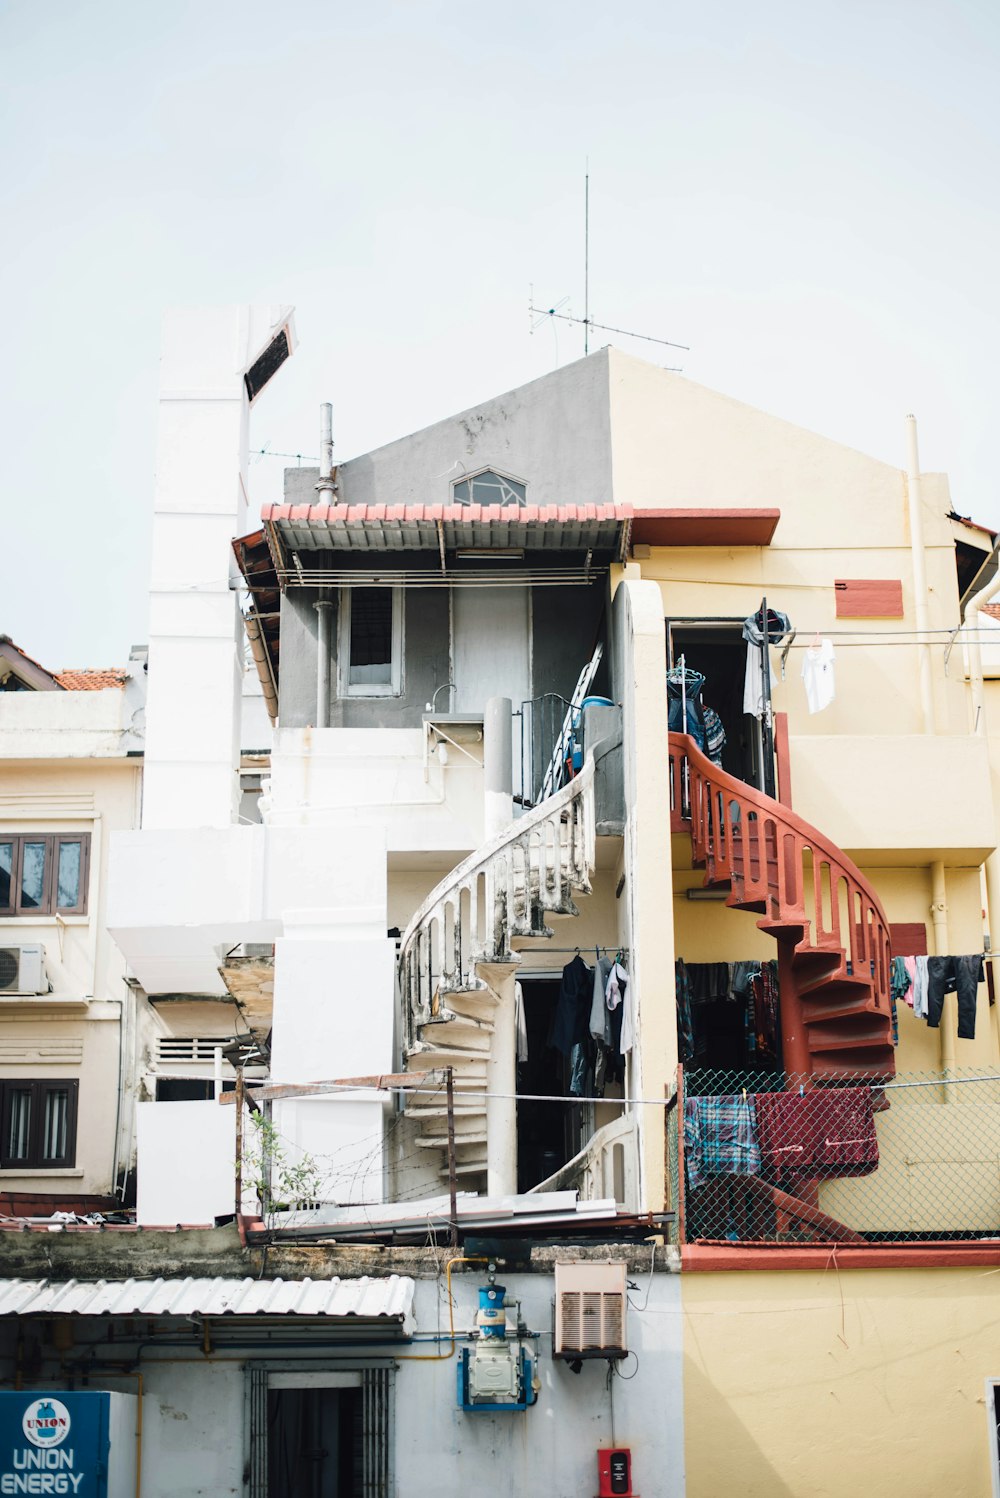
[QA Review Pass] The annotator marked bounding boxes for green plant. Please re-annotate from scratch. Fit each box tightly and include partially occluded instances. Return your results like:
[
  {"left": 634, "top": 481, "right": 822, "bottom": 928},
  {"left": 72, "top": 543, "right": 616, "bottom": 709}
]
[{"left": 244, "top": 1111, "right": 322, "bottom": 1220}]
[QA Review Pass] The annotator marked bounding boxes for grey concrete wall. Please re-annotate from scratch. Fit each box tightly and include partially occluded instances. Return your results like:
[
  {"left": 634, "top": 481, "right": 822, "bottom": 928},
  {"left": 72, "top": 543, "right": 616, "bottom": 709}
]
[
  {"left": 284, "top": 348, "right": 613, "bottom": 513},
  {"left": 531, "top": 581, "right": 611, "bottom": 703},
  {"left": 279, "top": 587, "right": 451, "bottom": 729}
]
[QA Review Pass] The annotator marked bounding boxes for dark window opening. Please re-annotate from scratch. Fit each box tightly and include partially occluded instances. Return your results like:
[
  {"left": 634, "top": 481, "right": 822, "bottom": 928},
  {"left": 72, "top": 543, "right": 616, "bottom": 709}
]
[
  {"left": 245, "top": 329, "right": 290, "bottom": 402},
  {"left": 155, "top": 1078, "right": 236, "bottom": 1102},
  {"left": 267, "top": 1386, "right": 362, "bottom": 1498},
  {"left": 1, "top": 1080, "right": 78, "bottom": 1169},
  {"left": 348, "top": 589, "right": 393, "bottom": 687},
  {"left": 453, "top": 470, "right": 526, "bottom": 508}
]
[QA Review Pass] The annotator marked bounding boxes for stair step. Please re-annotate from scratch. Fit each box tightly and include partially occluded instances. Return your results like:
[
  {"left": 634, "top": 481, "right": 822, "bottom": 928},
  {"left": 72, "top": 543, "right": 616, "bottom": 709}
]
[
  {"left": 440, "top": 991, "right": 501, "bottom": 1021},
  {"left": 418, "top": 1017, "right": 493, "bottom": 1050},
  {"left": 811, "top": 1050, "right": 895, "bottom": 1079},
  {"left": 406, "top": 1046, "right": 489, "bottom": 1071},
  {"left": 438, "top": 1160, "right": 488, "bottom": 1178},
  {"left": 416, "top": 1132, "right": 488, "bottom": 1149},
  {"left": 799, "top": 978, "right": 876, "bottom": 1010},
  {"left": 807, "top": 1022, "right": 892, "bottom": 1052},
  {"left": 757, "top": 917, "right": 810, "bottom": 947}
]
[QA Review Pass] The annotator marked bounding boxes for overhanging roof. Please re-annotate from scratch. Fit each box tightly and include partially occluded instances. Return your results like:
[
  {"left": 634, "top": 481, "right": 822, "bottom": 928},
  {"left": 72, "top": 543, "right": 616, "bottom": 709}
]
[
  {"left": 631, "top": 507, "right": 781, "bottom": 546},
  {"left": 0, "top": 1275, "right": 415, "bottom": 1329},
  {"left": 261, "top": 500, "right": 627, "bottom": 555}
]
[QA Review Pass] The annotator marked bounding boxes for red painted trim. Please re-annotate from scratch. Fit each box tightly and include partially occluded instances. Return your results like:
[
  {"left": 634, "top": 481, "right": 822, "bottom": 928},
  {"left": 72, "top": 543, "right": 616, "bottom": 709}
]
[
  {"left": 631, "top": 507, "right": 780, "bottom": 547},
  {"left": 774, "top": 711, "right": 792, "bottom": 807},
  {"left": 682, "top": 1242, "right": 1000, "bottom": 1271},
  {"left": 834, "top": 578, "right": 904, "bottom": 618}
]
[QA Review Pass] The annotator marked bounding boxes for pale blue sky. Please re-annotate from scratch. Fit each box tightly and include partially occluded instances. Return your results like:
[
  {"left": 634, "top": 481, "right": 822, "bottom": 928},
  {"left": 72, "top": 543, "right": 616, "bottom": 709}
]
[{"left": 3, "top": 0, "right": 998, "bottom": 665}]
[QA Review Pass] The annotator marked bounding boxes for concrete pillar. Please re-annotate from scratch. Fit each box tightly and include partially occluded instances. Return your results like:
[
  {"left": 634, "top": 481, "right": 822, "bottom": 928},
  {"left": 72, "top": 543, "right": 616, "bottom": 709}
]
[
  {"left": 143, "top": 305, "right": 295, "bottom": 830},
  {"left": 482, "top": 963, "right": 517, "bottom": 1197},
  {"left": 484, "top": 697, "right": 513, "bottom": 840},
  {"left": 930, "top": 861, "right": 955, "bottom": 1083}
]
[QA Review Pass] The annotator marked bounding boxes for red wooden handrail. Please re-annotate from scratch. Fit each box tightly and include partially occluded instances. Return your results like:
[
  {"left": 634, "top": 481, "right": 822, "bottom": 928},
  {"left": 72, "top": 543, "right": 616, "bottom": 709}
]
[{"left": 669, "top": 732, "right": 894, "bottom": 1080}]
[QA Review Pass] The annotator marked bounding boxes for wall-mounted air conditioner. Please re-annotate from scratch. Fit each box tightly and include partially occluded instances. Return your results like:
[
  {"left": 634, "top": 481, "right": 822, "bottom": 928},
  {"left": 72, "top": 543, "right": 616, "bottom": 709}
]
[
  {"left": 0, "top": 944, "right": 46, "bottom": 995},
  {"left": 554, "top": 1261, "right": 628, "bottom": 1361}
]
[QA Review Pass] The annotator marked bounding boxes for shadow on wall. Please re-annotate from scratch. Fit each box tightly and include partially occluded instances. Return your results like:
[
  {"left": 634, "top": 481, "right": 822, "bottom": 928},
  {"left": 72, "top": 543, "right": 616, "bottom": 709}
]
[{"left": 682, "top": 1356, "right": 798, "bottom": 1498}]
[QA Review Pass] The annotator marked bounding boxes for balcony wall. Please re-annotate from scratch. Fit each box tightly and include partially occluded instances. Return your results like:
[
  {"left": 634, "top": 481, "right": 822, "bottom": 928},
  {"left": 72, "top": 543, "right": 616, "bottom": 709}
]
[{"left": 788, "top": 732, "right": 995, "bottom": 862}]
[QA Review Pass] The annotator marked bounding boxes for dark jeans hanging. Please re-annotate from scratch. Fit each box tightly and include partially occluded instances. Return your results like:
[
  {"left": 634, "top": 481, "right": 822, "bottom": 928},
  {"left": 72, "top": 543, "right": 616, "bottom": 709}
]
[{"left": 926, "top": 955, "right": 983, "bottom": 1040}]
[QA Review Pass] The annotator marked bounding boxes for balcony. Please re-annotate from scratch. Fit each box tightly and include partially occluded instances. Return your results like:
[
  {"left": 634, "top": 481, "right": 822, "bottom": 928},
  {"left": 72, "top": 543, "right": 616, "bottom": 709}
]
[{"left": 669, "top": 1064, "right": 1000, "bottom": 1262}]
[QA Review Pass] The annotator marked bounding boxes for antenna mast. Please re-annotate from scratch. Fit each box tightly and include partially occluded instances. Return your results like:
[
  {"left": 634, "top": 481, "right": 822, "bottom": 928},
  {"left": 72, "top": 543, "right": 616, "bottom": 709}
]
[{"left": 584, "top": 164, "right": 590, "bottom": 356}]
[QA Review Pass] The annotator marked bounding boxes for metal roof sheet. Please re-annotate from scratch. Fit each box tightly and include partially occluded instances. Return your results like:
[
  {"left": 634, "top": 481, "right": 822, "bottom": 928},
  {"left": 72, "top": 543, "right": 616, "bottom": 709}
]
[
  {"left": 260, "top": 501, "right": 628, "bottom": 554},
  {"left": 0, "top": 1275, "right": 415, "bottom": 1328}
]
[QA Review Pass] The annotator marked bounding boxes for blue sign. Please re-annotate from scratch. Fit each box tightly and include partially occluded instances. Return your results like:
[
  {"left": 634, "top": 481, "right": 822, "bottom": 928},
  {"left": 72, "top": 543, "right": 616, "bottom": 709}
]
[{"left": 0, "top": 1392, "right": 108, "bottom": 1497}]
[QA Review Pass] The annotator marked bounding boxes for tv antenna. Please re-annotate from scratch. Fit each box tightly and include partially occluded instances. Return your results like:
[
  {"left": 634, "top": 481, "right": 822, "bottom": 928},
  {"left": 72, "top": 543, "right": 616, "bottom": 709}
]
[{"left": 529, "top": 166, "right": 689, "bottom": 367}]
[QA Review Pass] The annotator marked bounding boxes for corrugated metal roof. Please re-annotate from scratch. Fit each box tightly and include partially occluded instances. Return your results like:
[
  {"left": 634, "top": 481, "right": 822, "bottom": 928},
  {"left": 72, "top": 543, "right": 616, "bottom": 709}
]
[
  {"left": 260, "top": 500, "right": 628, "bottom": 554},
  {"left": 0, "top": 1276, "right": 415, "bottom": 1328}
]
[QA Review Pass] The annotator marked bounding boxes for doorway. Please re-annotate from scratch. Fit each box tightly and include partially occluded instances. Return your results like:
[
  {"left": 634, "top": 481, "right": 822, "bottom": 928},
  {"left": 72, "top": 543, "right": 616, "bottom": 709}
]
[
  {"left": 267, "top": 1386, "right": 362, "bottom": 1497},
  {"left": 667, "top": 619, "right": 774, "bottom": 792},
  {"left": 515, "top": 976, "right": 589, "bottom": 1191},
  {"left": 453, "top": 586, "right": 531, "bottom": 713}
]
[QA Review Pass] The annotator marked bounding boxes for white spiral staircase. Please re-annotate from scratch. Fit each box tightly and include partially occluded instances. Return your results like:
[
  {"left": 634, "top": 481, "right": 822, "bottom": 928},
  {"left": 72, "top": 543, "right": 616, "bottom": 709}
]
[{"left": 397, "top": 756, "right": 596, "bottom": 1184}]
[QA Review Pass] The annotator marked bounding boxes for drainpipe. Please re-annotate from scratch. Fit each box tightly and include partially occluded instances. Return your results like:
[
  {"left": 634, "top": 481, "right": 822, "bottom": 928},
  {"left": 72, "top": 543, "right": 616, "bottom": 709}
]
[
  {"left": 483, "top": 697, "right": 513, "bottom": 839},
  {"left": 906, "top": 415, "right": 937, "bottom": 734},
  {"left": 929, "top": 861, "right": 955, "bottom": 1088},
  {"left": 316, "top": 402, "right": 335, "bottom": 502},
  {"left": 964, "top": 542, "right": 1000, "bottom": 1068},
  {"left": 314, "top": 594, "right": 333, "bottom": 728}
]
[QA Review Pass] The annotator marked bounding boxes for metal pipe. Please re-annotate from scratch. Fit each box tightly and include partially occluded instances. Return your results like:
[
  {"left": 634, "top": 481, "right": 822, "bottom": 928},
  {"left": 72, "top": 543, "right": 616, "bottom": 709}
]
[
  {"left": 314, "top": 595, "right": 333, "bottom": 728},
  {"left": 905, "top": 416, "right": 937, "bottom": 733},
  {"left": 930, "top": 861, "right": 955, "bottom": 1084},
  {"left": 963, "top": 540, "right": 1000, "bottom": 1068},
  {"left": 316, "top": 402, "right": 335, "bottom": 500}
]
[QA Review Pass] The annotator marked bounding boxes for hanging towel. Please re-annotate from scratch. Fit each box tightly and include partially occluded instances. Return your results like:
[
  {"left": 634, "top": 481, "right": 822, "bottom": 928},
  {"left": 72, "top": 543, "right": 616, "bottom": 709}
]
[
  {"left": 754, "top": 1088, "right": 879, "bottom": 1178},
  {"left": 684, "top": 1094, "right": 761, "bottom": 1192},
  {"left": 801, "top": 638, "right": 836, "bottom": 714},
  {"left": 742, "top": 608, "right": 792, "bottom": 719}
]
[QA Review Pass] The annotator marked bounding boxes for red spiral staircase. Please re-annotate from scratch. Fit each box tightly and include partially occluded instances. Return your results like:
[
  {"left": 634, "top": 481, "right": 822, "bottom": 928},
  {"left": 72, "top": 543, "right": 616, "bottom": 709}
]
[{"left": 669, "top": 732, "right": 895, "bottom": 1082}]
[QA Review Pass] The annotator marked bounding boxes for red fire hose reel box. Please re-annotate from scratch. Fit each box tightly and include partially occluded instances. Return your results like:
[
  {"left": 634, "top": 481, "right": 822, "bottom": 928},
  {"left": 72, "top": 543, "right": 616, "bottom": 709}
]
[{"left": 597, "top": 1447, "right": 632, "bottom": 1496}]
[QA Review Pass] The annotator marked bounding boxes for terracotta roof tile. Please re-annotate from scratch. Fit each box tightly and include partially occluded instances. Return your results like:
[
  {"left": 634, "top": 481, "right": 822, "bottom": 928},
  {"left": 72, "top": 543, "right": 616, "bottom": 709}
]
[
  {"left": 55, "top": 669, "right": 127, "bottom": 691},
  {"left": 981, "top": 604, "right": 1000, "bottom": 621}
]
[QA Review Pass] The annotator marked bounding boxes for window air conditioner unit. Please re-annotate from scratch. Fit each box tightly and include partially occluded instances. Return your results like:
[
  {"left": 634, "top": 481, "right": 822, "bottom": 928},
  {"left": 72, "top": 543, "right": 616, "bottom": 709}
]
[
  {"left": 0, "top": 944, "right": 46, "bottom": 995},
  {"left": 554, "top": 1261, "right": 628, "bottom": 1361}
]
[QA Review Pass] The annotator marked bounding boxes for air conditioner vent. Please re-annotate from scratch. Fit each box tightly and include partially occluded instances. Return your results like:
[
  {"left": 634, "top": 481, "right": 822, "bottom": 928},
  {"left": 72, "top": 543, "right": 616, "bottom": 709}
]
[
  {"left": 0, "top": 945, "right": 46, "bottom": 996},
  {"left": 554, "top": 1262, "right": 627, "bottom": 1360}
]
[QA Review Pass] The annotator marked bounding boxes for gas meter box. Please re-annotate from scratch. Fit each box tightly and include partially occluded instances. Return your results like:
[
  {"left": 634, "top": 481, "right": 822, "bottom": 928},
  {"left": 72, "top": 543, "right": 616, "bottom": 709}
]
[{"left": 0, "top": 1391, "right": 137, "bottom": 1498}]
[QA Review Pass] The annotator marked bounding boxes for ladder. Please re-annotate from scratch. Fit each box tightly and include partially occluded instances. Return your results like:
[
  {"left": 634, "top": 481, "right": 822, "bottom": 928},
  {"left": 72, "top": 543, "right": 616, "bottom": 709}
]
[{"left": 540, "top": 642, "right": 605, "bottom": 801}]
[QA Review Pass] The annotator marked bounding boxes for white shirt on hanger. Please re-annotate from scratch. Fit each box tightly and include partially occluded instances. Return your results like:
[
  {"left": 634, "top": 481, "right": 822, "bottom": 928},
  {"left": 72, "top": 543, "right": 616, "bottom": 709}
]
[{"left": 802, "top": 638, "right": 836, "bottom": 714}]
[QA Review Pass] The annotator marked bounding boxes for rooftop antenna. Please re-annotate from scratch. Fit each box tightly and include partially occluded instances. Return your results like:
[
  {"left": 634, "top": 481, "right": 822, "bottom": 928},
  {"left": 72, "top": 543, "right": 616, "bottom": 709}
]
[
  {"left": 584, "top": 161, "right": 590, "bottom": 356},
  {"left": 529, "top": 167, "right": 690, "bottom": 367}
]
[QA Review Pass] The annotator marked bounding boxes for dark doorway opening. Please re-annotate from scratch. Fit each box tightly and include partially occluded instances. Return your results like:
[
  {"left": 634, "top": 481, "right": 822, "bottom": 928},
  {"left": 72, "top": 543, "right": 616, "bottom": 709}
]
[
  {"left": 516, "top": 976, "right": 582, "bottom": 1192},
  {"left": 667, "top": 620, "right": 775, "bottom": 792},
  {"left": 267, "top": 1386, "right": 362, "bottom": 1498}
]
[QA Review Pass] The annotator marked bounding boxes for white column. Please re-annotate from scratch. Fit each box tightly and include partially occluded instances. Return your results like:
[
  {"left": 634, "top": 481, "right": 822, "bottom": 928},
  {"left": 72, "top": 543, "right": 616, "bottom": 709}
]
[
  {"left": 143, "top": 305, "right": 294, "bottom": 830},
  {"left": 483, "top": 965, "right": 517, "bottom": 1197}
]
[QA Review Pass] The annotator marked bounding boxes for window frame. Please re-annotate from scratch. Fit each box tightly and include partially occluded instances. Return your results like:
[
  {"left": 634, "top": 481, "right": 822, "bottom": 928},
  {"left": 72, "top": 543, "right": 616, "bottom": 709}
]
[
  {"left": 0, "top": 1079, "right": 79, "bottom": 1169},
  {"left": 0, "top": 833, "right": 91, "bottom": 917},
  {"left": 337, "top": 587, "right": 403, "bottom": 699},
  {"left": 451, "top": 467, "right": 527, "bottom": 508}
]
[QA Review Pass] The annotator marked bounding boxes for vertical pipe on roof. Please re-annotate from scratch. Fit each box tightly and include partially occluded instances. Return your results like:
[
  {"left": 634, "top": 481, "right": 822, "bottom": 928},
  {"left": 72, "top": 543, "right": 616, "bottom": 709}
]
[
  {"left": 906, "top": 415, "right": 937, "bottom": 734},
  {"left": 317, "top": 403, "right": 335, "bottom": 502},
  {"left": 315, "top": 594, "right": 333, "bottom": 728}
]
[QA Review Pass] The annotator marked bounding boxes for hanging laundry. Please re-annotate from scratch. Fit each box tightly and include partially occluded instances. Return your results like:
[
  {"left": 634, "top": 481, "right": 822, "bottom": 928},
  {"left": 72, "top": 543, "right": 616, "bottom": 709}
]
[
  {"left": 912, "top": 955, "right": 930, "bottom": 1020},
  {"left": 801, "top": 637, "right": 836, "bottom": 714},
  {"left": 742, "top": 607, "right": 792, "bottom": 719},
  {"left": 666, "top": 666, "right": 708, "bottom": 751},
  {"left": 926, "top": 955, "right": 984, "bottom": 1041},
  {"left": 675, "top": 960, "right": 696, "bottom": 1064},
  {"left": 589, "top": 954, "right": 614, "bottom": 1042},
  {"left": 901, "top": 955, "right": 918, "bottom": 1010},
  {"left": 702, "top": 703, "right": 727, "bottom": 766},
  {"left": 684, "top": 1094, "right": 761, "bottom": 1191},
  {"left": 889, "top": 957, "right": 911, "bottom": 1046},
  {"left": 754, "top": 1088, "right": 879, "bottom": 1179},
  {"left": 567, "top": 1040, "right": 590, "bottom": 1097},
  {"left": 514, "top": 979, "right": 528, "bottom": 1064},
  {"left": 607, "top": 960, "right": 634, "bottom": 1055},
  {"left": 550, "top": 955, "right": 592, "bottom": 1055}
]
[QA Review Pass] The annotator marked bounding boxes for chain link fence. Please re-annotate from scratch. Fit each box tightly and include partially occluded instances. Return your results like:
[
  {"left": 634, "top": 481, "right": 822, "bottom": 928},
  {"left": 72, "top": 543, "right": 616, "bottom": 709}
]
[{"left": 672, "top": 1066, "right": 1000, "bottom": 1245}]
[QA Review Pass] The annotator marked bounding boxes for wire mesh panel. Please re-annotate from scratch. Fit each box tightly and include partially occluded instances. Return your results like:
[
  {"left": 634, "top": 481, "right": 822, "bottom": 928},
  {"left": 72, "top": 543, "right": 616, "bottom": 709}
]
[{"left": 676, "top": 1066, "right": 1000, "bottom": 1245}]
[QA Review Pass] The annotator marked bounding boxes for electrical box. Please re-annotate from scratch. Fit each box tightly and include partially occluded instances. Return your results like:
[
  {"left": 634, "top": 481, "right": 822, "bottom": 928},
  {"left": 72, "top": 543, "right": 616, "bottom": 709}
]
[
  {"left": 0, "top": 1391, "right": 137, "bottom": 1498},
  {"left": 598, "top": 1447, "right": 632, "bottom": 1495},
  {"left": 554, "top": 1261, "right": 628, "bottom": 1360}
]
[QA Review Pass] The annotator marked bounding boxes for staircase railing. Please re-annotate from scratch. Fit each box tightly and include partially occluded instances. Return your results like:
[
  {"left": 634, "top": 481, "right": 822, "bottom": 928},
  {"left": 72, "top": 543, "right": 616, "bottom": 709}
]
[
  {"left": 525, "top": 1111, "right": 639, "bottom": 1209},
  {"left": 668, "top": 732, "right": 892, "bottom": 1021},
  {"left": 399, "top": 755, "right": 596, "bottom": 1053}
]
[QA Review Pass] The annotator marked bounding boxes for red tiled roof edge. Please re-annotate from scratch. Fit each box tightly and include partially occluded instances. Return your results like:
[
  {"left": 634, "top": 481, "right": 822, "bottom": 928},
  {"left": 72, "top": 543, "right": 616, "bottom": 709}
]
[{"left": 55, "top": 669, "right": 127, "bottom": 691}]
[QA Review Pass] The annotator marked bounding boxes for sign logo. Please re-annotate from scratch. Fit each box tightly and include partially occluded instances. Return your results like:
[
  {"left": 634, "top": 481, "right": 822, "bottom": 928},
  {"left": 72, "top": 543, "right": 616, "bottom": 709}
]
[{"left": 22, "top": 1398, "right": 71, "bottom": 1448}]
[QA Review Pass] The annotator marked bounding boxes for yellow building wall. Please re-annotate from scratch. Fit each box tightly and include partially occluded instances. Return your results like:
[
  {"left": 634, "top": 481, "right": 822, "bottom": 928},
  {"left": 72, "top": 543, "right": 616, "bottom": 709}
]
[{"left": 683, "top": 1268, "right": 1000, "bottom": 1498}]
